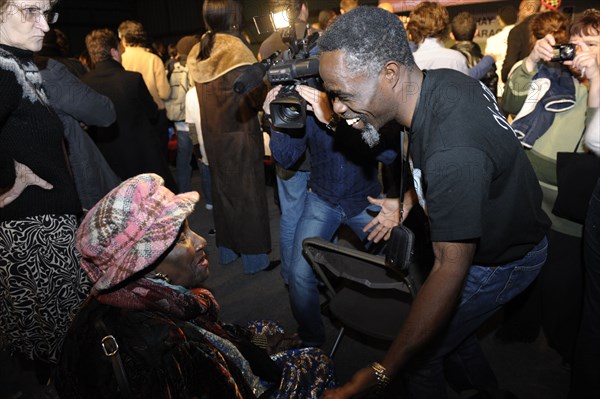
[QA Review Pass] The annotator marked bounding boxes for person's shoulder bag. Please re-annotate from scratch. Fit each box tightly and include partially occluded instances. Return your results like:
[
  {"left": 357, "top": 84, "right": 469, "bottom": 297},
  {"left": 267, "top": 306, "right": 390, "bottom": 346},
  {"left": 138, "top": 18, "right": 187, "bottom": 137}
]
[{"left": 552, "top": 128, "right": 600, "bottom": 224}]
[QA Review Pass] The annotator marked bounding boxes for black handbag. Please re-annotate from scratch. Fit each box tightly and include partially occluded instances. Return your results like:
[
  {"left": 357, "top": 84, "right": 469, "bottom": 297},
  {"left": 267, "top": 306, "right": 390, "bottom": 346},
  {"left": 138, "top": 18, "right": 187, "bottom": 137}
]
[
  {"left": 552, "top": 130, "right": 600, "bottom": 224},
  {"left": 385, "top": 129, "right": 416, "bottom": 274}
]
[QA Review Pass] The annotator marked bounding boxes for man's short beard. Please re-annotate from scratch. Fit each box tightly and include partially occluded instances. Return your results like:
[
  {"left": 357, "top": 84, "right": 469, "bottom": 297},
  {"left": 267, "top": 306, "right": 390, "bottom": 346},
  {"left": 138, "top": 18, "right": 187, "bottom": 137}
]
[{"left": 361, "top": 122, "right": 381, "bottom": 148}]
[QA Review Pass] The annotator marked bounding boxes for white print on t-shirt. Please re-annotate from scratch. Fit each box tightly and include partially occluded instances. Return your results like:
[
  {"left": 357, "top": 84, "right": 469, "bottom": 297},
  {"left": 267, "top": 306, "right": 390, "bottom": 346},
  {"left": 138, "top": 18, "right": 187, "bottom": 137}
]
[
  {"left": 479, "top": 81, "right": 515, "bottom": 136},
  {"left": 411, "top": 160, "right": 427, "bottom": 210}
]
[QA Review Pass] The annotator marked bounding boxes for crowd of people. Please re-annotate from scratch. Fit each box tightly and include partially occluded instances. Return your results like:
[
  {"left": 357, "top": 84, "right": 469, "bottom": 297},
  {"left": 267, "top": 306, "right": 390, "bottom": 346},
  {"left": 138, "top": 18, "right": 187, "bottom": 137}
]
[{"left": 1, "top": 0, "right": 599, "bottom": 397}]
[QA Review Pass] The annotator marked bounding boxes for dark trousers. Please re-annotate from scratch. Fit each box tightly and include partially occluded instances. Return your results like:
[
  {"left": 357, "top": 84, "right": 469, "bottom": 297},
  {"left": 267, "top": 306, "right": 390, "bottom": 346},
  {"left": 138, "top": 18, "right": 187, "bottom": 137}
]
[
  {"left": 570, "top": 178, "right": 600, "bottom": 397},
  {"left": 156, "top": 109, "right": 170, "bottom": 160}
]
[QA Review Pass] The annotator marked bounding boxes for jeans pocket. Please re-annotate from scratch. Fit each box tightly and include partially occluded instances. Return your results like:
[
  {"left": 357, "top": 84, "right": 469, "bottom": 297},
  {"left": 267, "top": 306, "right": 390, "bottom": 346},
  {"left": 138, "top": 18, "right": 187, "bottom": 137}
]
[{"left": 497, "top": 238, "right": 548, "bottom": 304}]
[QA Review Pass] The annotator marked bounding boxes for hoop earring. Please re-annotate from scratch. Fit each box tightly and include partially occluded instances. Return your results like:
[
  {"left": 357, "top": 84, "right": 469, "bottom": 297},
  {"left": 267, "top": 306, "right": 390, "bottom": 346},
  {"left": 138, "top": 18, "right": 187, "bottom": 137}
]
[{"left": 153, "top": 272, "right": 171, "bottom": 283}]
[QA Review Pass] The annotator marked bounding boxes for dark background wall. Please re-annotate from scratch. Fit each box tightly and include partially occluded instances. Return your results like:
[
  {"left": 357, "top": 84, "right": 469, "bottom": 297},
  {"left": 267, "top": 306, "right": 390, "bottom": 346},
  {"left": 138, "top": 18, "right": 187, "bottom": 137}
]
[{"left": 53, "top": 0, "right": 594, "bottom": 57}]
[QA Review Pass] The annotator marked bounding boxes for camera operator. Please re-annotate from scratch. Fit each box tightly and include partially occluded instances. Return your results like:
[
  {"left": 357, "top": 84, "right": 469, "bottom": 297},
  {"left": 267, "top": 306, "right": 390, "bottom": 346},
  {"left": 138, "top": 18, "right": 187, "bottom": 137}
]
[
  {"left": 264, "top": 83, "right": 397, "bottom": 348},
  {"left": 258, "top": 0, "right": 315, "bottom": 285}
]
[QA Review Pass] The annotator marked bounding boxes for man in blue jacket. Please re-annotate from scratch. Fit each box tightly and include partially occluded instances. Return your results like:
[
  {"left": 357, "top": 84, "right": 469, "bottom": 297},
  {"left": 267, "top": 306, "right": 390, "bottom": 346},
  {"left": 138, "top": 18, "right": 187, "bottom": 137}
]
[{"left": 264, "top": 84, "right": 397, "bottom": 347}]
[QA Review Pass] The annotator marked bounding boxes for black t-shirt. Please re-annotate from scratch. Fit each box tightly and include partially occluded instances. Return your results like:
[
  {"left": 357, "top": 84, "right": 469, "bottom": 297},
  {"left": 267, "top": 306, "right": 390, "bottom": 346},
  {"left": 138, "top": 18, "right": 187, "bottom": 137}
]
[{"left": 410, "top": 69, "right": 550, "bottom": 265}]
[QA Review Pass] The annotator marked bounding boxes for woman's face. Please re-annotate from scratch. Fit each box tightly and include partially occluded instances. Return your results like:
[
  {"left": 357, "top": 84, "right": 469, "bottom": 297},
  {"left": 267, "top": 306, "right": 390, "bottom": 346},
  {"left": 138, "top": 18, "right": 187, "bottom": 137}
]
[
  {"left": 570, "top": 31, "right": 600, "bottom": 65},
  {"left": 0, "top": 0, "right": 52, "bottom": 51},
  {"left": 153, "top": 222, "right": 210, "bottom": 288},
  {"left": 569, "top": 30, "right": 600, "bottom": 78}
]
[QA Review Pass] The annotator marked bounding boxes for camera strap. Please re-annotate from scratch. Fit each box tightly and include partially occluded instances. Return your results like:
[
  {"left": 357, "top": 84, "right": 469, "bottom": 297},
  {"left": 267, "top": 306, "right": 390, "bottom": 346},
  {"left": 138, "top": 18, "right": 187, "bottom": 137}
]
[{"left": 399, "top": 128, "right": 411, "bottom": 223}]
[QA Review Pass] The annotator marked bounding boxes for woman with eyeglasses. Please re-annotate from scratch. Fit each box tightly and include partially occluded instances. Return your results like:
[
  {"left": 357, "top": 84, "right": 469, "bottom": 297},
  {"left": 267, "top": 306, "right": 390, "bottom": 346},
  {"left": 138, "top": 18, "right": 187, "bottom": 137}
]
[{"left": 0, "top": 0, "right": 91, "bottom": 377}]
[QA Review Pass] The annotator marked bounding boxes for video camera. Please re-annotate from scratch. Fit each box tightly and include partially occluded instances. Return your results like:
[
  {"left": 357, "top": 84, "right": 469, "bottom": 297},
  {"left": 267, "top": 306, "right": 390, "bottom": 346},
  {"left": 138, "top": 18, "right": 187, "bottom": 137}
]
[
  {"left": 233, "top": 10, "right": 321, "bottom": 129},
  {"left": 267, "top": 32, "right": 321, "bottom": 129}
]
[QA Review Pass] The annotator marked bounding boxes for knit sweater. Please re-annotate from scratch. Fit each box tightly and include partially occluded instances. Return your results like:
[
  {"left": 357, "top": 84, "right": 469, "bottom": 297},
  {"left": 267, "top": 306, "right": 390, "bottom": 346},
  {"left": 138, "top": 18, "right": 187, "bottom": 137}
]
[{"left": 0, "top": 44, "right": 81, "bottom": 221}]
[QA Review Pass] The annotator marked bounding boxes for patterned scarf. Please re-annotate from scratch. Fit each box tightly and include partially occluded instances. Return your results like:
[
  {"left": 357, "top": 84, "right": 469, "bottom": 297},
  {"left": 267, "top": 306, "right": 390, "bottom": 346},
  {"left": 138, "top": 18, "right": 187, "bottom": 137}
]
[{"left": 95, "top": 278, "right": 229, "bottom": 338}]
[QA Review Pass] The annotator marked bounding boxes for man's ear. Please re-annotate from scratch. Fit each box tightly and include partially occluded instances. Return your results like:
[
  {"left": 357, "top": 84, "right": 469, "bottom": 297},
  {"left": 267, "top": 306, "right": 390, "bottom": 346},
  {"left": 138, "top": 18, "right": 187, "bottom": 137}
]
[
  {"left": 450, "top": 32, "right": 456, "bottom": 41},
  {"left": 383, "top": 61, "right": 400, "bottom": 85},
  {"left": 110, "top": 47, "right": 120, "bottom": 62}
]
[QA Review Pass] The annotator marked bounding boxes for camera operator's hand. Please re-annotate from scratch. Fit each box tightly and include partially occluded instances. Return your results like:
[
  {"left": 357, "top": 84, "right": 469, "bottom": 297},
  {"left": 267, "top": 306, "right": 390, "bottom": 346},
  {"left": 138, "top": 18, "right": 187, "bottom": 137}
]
[
  {"left": 295, "top": 85, "right": 336, "bottom": 125},
  {"left": 262, "top": 86, "right": 282, "bottom": 115},
  {"left": 525, "top": 33, "right": 556, "bottom": 73}
]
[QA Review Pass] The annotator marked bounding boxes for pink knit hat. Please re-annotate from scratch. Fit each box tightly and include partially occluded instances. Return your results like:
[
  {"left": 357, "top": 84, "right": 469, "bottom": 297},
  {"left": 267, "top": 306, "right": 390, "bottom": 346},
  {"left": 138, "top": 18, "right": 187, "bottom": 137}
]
[{"left": 77, "top": 174, "right": 199, "bottom": 292}]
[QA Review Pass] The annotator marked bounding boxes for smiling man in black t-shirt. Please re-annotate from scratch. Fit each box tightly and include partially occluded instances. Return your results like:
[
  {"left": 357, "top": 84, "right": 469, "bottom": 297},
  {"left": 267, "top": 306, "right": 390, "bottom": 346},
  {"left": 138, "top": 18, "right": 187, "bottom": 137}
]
[{"left": 316, "top": 7, "right": 551, "bottom": 399}]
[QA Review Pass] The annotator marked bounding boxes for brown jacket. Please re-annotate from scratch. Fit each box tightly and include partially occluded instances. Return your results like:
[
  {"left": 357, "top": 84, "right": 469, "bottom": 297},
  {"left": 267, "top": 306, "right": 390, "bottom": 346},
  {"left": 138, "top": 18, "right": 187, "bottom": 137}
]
[{"left": 188, "top": 34, "right": 270, "bottom": 254}]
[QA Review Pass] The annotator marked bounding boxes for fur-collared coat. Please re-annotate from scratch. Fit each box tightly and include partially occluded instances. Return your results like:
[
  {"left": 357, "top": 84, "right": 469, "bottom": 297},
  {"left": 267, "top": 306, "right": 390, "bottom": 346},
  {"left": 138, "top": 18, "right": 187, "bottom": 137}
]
[{"left": 188, "top": 34, "right": 271, "bottom": 255}]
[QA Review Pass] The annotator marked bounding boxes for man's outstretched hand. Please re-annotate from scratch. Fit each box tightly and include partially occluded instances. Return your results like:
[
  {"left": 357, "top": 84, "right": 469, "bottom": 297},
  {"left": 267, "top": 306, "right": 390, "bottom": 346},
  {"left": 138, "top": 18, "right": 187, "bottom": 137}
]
[
  {"left": 364, "top": 189, "right": 419, "bottom": 242},
  {"left": 322, "top": 366, "right": 378, "bottom": 398}
]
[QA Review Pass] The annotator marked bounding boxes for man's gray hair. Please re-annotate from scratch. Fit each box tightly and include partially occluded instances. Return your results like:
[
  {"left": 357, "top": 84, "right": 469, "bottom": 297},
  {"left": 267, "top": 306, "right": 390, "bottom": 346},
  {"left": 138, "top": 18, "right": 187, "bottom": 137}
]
[{"left": 318, "top": 6, "right": 415, "bottom": 78}]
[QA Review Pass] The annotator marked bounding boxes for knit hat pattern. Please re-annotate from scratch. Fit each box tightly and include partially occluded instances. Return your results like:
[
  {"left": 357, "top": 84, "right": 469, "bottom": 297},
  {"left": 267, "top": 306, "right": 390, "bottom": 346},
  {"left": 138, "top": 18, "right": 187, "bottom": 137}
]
[
  {"left": 541, "top": 0, "right": 561, "bottom": 11},
  {"left": 77, "top": 173, "right": 199, "bottom": 292}
]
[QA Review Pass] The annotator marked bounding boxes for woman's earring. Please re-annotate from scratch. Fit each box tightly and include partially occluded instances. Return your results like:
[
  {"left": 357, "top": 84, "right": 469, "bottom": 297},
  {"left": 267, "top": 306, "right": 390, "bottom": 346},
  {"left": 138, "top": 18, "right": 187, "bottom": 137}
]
[{"left": 154, "top": 272, "right": 171, "bottom": 283}]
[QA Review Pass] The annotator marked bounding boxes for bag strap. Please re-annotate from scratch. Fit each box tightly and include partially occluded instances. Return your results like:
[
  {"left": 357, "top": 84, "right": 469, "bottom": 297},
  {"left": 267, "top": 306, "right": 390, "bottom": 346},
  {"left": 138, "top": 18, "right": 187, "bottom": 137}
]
[
  {"left": 95, "top": 319, "right": 133, "bottom": 399},
  {"left": 399, "top": 128, "right": 411, "bottom": 223},
  {"left": 573, "top": 126, "right": 587, "bottom": 153}
]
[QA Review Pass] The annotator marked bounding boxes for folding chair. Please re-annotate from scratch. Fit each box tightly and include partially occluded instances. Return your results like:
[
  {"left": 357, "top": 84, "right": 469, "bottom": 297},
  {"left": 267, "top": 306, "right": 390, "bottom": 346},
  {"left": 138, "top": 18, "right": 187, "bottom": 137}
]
[{"left": 302, "top": 236, "right": 424, "bottom": 358}]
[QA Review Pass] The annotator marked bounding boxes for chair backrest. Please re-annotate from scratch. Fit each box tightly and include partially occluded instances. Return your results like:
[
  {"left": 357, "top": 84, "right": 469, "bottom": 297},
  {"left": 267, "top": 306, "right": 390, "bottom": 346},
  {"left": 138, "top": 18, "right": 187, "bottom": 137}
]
[{"left": 302, "top": 237, "right": 420, "bottom": 343}]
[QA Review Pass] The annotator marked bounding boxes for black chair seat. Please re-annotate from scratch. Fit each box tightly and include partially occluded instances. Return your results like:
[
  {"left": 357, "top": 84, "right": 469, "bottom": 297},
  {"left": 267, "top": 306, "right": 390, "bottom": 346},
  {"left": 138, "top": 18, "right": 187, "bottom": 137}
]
[
  {"left": 329, "top": 286, "right": 412, "bottom": 341},
  {"left": 303, "top": 236, "right": 425, "bottom": 357}
]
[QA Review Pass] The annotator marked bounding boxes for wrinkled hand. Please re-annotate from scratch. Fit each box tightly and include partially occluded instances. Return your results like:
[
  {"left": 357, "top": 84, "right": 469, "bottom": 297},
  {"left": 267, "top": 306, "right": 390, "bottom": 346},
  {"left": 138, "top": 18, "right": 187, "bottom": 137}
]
[
  {"left": 525, "top": 33, "right": 556, "bottom": 71},
  {"left": 263, "top": 86, "right": 282, "bottom": 115},
  {"left": 295, "top": 85, "right": 335, "bottom": 125},
  {"left": 265, "top": 332, "right": 302, "bottom": 355},
  {"left": 0, "top": 161, "right": 53, "bottom": 208},
  {"left": 322, "top": 367, "right": 377, "bottom": 399}
]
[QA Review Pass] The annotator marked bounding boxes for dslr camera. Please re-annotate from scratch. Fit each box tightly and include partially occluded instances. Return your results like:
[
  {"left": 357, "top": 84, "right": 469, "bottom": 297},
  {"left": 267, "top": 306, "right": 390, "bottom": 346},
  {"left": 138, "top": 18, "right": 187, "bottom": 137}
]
[
  {"left": 266, "top": 32, "right": 321, "bottom": 129},
  {"left": 550, "top": 43, "right": 576, "bottom": 62}
]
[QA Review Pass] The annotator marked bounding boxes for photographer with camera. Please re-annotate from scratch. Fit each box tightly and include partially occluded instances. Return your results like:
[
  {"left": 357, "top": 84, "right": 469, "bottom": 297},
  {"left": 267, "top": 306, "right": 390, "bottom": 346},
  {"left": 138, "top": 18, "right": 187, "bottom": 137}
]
[
  {"left": 264, "top": 82, "right": 397, "bottom": 348},
  {"left": 563, "top": 9, "right": 600, "bottom": 397},
  {"left": 258, "top": 0, "right": 315, "bottom": 285},
  {"left": 501, "top": 10, "right": 591, "bottom": 358}
]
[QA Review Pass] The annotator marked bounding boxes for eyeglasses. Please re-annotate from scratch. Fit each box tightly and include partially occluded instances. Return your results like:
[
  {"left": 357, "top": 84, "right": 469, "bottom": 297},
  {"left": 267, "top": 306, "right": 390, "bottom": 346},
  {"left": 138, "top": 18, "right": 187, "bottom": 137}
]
[{"left": 17, "top": 6, "right": 59, "bottom": 24}]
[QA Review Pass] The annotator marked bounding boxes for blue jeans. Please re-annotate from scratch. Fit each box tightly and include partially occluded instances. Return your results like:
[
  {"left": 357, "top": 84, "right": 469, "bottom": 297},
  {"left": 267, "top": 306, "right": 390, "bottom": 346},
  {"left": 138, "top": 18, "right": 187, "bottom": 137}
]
[
  {"left": 176, "top": 130, "right": 198, "bottom": 193},
  {"left": 277, "top": 171, "right": 309, "bottom": 276},
  {"left": 288, "top": 191, "right": 381, "bottom": 346},
  {"left": 218, "top": 246, "right": 270, "bottom": 275},
  {"left": 404, "top": 236, "right": 548, "bottom": 398}
]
